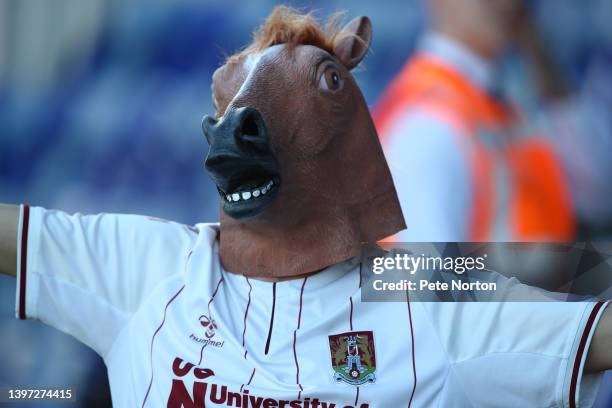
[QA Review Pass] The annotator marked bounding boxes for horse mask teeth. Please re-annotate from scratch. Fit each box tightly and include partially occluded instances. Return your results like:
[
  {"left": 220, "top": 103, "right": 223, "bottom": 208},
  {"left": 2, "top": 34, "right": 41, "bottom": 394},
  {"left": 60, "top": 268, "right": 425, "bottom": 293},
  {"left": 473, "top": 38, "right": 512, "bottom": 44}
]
[{"left": 202, "top": 6, "right": 406, "bottom": 278}]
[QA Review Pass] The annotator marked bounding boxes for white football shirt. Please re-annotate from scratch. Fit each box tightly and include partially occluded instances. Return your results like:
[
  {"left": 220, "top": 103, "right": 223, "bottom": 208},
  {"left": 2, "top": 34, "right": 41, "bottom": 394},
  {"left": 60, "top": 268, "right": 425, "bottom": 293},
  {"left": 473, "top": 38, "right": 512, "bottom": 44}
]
[{"left": 15, "top": 205, "right": 609, "bottom": 407}]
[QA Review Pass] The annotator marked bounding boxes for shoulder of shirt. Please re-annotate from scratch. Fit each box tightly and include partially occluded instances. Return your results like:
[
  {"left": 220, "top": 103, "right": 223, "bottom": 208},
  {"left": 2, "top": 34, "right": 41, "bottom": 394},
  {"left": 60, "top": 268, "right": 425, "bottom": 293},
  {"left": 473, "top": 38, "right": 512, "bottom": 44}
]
[{"left": 192, "top": 222, "right": 220, "bottom": 248}]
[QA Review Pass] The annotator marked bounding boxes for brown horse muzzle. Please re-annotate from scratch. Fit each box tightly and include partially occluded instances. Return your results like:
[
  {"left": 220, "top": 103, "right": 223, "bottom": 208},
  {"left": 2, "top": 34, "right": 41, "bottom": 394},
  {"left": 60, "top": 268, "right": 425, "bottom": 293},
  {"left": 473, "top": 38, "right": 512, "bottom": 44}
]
[{"left": 202, "top": 107, "right": 281, "bottom": 220}]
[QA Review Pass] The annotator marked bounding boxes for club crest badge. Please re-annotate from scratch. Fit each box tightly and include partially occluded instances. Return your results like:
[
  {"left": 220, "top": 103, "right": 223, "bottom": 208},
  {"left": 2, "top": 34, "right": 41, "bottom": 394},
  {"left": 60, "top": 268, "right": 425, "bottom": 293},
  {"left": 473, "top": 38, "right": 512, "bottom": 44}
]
[{"left": 328, "top": 331, "right": 376, "bottom": 386}]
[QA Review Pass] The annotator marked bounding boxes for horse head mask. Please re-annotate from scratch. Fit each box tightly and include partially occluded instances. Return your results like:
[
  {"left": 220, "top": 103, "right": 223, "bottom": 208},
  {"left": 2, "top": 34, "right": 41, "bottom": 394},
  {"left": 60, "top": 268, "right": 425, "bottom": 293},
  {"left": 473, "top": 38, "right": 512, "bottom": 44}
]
[{"left": 202, "top": 6, "right": 405, "bottom": 278}]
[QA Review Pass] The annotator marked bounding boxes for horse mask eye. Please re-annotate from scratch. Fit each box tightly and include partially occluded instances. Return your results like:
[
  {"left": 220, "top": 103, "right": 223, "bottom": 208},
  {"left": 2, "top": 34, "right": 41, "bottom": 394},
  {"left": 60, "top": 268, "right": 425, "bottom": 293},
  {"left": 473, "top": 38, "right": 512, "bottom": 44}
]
[
  {"left": 202, "top": 7, "right": 406, "bottom": 278},
  {"left": 319, "top": 66, "right": 342, "bottom": 92}
]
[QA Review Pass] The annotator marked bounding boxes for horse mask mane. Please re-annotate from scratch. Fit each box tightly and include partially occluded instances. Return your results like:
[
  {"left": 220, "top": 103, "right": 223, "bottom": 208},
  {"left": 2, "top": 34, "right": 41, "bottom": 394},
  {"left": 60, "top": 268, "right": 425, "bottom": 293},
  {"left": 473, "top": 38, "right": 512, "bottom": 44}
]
[{"left": 202, "top": 6, "right": 405, "bottom": 278}]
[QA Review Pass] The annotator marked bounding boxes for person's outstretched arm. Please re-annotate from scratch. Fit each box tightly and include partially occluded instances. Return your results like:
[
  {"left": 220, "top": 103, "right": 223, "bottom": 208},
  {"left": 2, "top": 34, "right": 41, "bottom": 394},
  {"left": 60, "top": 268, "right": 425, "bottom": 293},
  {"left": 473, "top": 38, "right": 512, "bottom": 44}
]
[
  {"left": 5, "top": 205, "right": 200, "bottom": 356},
  {"left": 0, "top": 204, "right": 19, "bottom": 277}
]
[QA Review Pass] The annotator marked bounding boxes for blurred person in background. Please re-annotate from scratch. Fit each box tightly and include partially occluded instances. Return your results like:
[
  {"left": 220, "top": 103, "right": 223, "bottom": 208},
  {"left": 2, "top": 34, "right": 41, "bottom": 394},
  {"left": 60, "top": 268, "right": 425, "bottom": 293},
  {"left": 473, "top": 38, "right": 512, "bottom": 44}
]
[
  {"left": 374, "top": 0, "right": 612, "bottom": 243},
  {"left": 374, "top": 1, "right": 612, "bottom": 404}
]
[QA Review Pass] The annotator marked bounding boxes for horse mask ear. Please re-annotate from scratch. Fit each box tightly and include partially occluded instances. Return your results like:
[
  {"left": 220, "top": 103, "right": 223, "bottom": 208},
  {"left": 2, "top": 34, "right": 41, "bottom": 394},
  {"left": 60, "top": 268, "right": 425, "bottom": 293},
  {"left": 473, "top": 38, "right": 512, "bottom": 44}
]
[{"left": 333, "top": 16, "right": 372, "bottom": 70}]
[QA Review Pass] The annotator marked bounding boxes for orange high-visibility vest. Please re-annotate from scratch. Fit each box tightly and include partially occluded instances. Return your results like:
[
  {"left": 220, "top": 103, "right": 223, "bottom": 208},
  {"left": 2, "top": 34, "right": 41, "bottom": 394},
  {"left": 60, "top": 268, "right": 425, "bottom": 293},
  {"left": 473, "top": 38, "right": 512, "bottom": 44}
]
[{"left": 374, "top": 54, "right": 575, "bottom": 241}]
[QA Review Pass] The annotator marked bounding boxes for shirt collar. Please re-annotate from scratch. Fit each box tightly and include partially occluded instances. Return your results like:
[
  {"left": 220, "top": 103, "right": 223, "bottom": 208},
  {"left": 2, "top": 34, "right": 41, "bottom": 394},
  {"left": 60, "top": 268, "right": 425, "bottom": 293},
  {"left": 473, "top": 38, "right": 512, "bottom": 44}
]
[
  {"left": 419, "top": 32, "right": 496, "bottom": 91},
  {"left": 242, "top": 256, "right": 360, "bottom": 296}
]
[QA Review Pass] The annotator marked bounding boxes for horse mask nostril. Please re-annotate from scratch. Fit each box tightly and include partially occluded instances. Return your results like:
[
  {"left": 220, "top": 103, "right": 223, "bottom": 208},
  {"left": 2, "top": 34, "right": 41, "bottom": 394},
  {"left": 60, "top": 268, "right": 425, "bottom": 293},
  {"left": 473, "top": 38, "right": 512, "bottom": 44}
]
[
  {"left": 241, "top": 114, "right": 259, "bottom": 137},
  {"left": 202, "top": 115, "right": 218, "bottom": 145},
  {"left": 237, "top": 108, "right": 265, "bottom": 144}
]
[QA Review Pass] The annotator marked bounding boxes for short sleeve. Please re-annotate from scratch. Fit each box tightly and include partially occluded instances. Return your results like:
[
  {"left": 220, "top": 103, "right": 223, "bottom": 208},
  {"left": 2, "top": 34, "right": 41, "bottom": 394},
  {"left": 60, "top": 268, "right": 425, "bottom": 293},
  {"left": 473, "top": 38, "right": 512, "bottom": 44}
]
[
  {"left": 15, "top": 205, "right": 198, "bottom": 357},
  {"left": 425, "top": 298, "right": 609, "bottom": 407}
]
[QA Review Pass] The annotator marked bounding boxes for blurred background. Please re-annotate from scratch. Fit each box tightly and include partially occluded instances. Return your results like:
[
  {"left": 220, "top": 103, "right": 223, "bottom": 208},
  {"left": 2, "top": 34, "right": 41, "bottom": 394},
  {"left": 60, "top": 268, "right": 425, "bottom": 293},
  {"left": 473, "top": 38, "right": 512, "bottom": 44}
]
[{"left": 0, "top": 0, "right": 611, "bottom": 406}]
